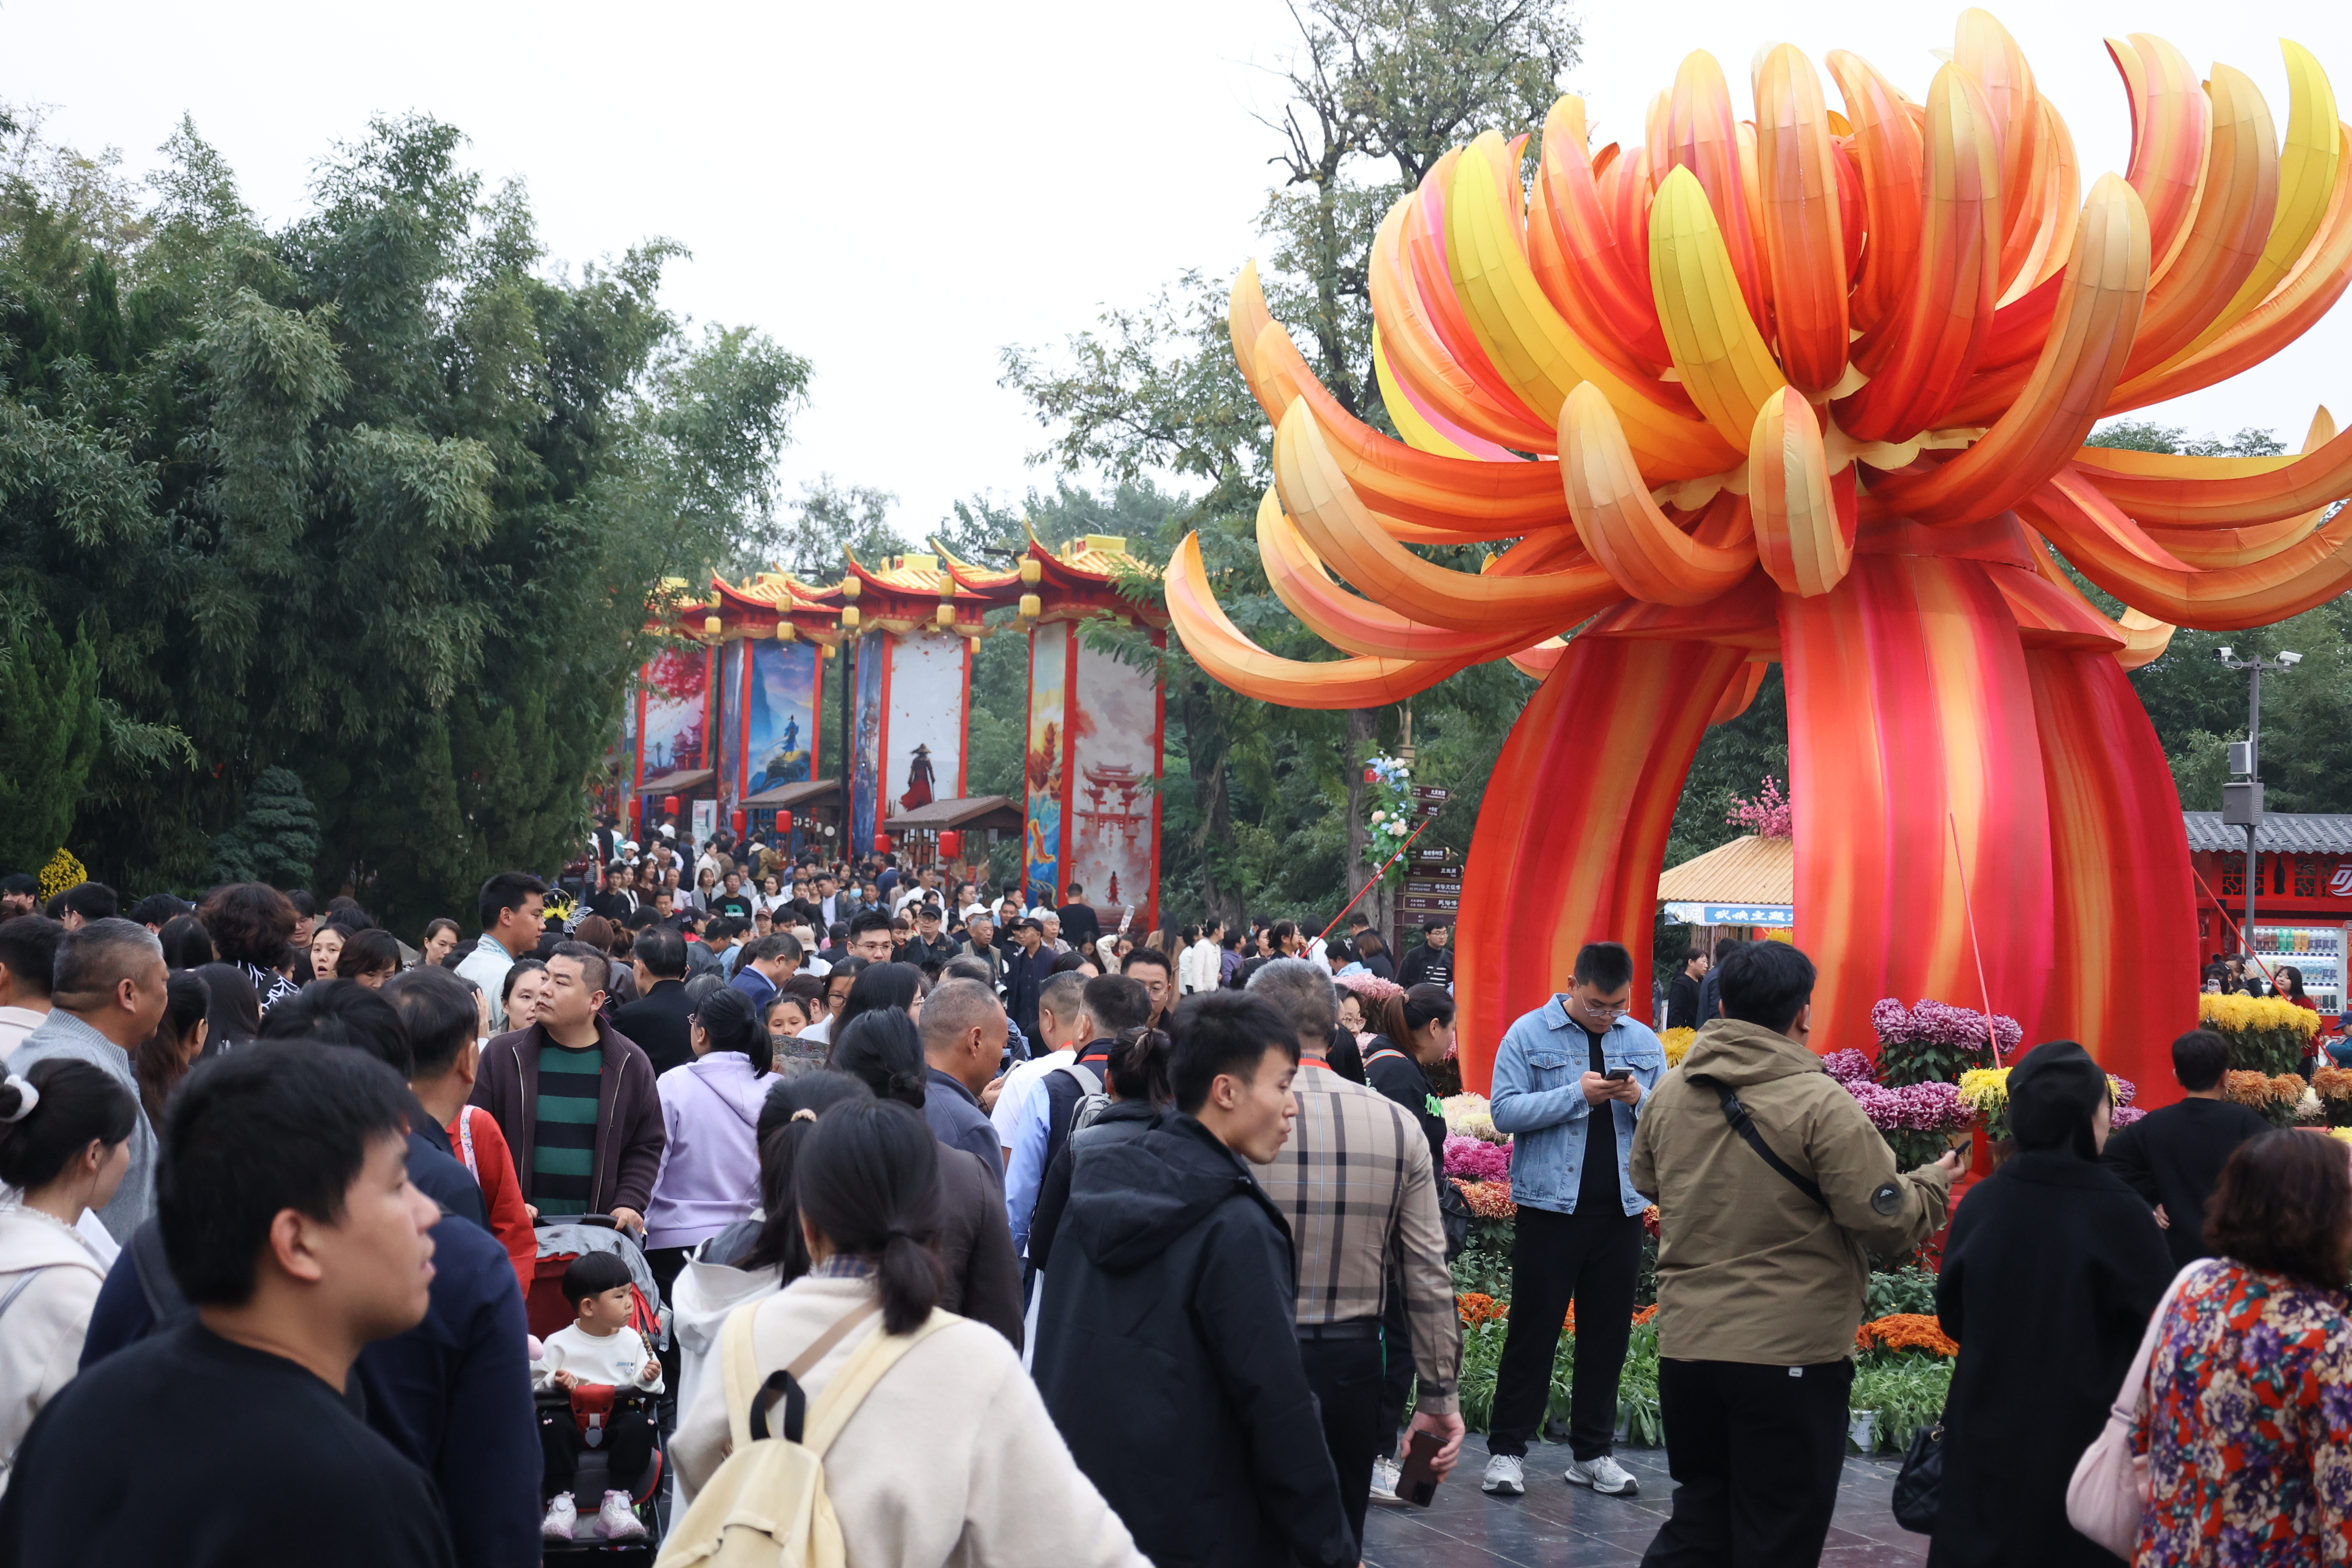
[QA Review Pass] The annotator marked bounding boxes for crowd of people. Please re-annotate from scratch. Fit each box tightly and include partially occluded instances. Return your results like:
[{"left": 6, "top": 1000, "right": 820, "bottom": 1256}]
[{"left": 0, "top": 840, "right": 2340, "bottom": 1567}]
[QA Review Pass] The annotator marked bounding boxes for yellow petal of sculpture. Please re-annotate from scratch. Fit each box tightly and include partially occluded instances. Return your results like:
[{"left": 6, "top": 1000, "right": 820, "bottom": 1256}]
[{"left": 1164, "top": 11, "right": 2352, "bottom": 1107}]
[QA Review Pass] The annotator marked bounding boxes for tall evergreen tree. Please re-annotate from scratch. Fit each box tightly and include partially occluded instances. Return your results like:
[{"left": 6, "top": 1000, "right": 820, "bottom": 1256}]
[{"left": 0, "top": 619, "right": 102, "bottom": 874}]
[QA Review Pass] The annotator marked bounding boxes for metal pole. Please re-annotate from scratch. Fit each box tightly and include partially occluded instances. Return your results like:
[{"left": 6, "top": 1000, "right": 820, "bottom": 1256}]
[{"left": 2244, "top": 661, "right": 2261, "bottom": 959}]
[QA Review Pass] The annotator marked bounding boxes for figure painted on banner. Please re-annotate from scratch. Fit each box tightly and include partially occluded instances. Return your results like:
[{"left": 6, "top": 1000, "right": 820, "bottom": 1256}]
[
  {"left": 779, "top": 714, "right": 799, "bottom": 760},
  {"left": 902, "top": 744, "right": 936, "bottom": 812}
]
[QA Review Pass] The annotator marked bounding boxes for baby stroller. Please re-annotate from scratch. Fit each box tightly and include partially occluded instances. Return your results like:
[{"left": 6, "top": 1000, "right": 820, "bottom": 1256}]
[{"left": 531, "top": 1216, "right": 669, "bottom": 1558}]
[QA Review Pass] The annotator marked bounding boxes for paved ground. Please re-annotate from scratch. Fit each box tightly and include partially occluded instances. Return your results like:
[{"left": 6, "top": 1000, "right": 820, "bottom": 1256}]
[{"left": 1362, "top": 1437, "right": 1926, "bottom": 1567}]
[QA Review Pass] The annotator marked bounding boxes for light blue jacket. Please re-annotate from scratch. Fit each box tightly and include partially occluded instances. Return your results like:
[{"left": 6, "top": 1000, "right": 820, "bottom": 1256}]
[{"left": 1490, "top": 997, "right": 1665, "bottom": 1217}]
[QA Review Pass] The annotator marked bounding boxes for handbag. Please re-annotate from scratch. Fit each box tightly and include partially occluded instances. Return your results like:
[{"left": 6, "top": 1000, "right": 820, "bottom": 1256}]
[
  {"left": 1890, "top": 1414, "right": 1945, "bottom": 1533},
  {"left": 2064, "top": 1259, "right": 2213, "bottom": 1556}
]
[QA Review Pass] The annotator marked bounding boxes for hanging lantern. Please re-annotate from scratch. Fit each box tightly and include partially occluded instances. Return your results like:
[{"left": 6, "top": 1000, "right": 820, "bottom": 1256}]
[
  {"left": 703, "top": 615, "right": 722, "bottom": 637},
  {"left": 730, "top": 808, "right": 747, "bottom": 836},
  {"left": 938, "top": 830, "right": 962, "bottom": 860},
  {"left": 775, "top": 622, "right": 796, "bottom": 642},
  {"left": 874, "top": 832, "right": 893, "bottom": 854},
  {"left": 663, "top": 794, "right": 680, "bottom": 819},
  {"left": 1019, "top": 558, "right": 1042, "bottom": 585},
  {"left": 935, "top": 601, "right": 955, "bottom": 628},
  {"left": 626, "top": 796, "right": 641, "bottom": 829},
  {"left": 1018, "top": 593, "right": 1041, "bottom": 619},
  {"left": 842, "top": 606, "right": 861, "bottom": 630},
  {"left": 777, "top": 810, "right": 793, "bottom": 835}
]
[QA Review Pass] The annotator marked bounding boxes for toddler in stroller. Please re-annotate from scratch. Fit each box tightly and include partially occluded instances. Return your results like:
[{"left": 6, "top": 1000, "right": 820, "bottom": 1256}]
[{"left": 532, "top": 1234, "right": 666, "bottom": 1546}]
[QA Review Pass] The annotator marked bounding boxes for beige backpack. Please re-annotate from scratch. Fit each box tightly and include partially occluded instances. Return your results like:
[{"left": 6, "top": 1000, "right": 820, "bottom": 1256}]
[{"left": 655, "top": 1298, "right": 952, "bottom": 1568}]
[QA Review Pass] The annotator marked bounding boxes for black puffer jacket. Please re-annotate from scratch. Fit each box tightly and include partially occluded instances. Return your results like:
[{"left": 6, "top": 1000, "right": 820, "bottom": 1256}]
[{"left": 1034, "top": 1116, "right": 1355, "bottom": 1568}]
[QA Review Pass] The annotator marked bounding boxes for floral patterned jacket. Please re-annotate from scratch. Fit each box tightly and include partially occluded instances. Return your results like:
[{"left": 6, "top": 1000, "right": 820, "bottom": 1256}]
[{"left": 2135, "top": 1259, "right": 2352, "bottom": 1564}]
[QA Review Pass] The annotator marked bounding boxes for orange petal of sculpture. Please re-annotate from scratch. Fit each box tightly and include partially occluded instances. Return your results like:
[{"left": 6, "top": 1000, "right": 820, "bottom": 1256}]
[{"left": 1162, "top": 11, "right": 2352, "bottom": 1107}]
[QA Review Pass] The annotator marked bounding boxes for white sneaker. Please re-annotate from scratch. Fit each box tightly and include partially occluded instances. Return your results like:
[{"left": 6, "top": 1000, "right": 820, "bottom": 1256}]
[
  {"left": 1481, "top": 1452, "right": 1526, "bottom": 1495},
  {"left": 541, "top": 1493, "right": 577, "bottom": 1541},
  {"left": 597, "top": 1489, "right": 646, "bottom": 1541},
  {"left": 1567, "top": 1453, "right": 1640, "bottom": 1496},
  {"left": 1369, "top": 1455, "right": 1403, "bottom": 1505}
]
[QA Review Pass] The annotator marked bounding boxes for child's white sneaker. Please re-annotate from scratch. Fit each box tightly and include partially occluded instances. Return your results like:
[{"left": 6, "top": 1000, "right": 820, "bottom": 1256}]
[
  {"left": 542, "top": 1493, "right": 577, "bottom": 1540},
  {"left": 597, "top": 1489, "right": 646, "bottom": 1540}
]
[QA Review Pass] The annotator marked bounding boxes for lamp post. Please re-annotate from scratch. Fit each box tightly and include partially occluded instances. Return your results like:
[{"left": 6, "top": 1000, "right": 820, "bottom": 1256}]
[{"left": 2216, "top": 646, "right": 2303, "bottom": 960}]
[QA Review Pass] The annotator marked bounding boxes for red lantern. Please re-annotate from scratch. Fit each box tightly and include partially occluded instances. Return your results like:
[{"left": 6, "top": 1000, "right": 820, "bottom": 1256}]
[
  {"left": 730, "top": 808, "right": 747, "bottom": 836},
  {"left": 626, "top": 796, "right": 640, "bottom": 828},
  {"left": 874, "top": 832, "right": 893, "bottom": 855},
  {"left": 937, "top": 830, "right": 962, "bottom": 860},
  {"left": 777, "top": 810, "right": 794, "bottom": 836},
  {"left": 663, "top": 794, "right": 680, "bottom": 819}
]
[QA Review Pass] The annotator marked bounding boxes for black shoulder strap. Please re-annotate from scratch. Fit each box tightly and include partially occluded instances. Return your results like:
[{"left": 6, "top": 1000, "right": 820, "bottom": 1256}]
[{"left": 1685, "top": 1074, "right": 1828, "bottom": 1212}]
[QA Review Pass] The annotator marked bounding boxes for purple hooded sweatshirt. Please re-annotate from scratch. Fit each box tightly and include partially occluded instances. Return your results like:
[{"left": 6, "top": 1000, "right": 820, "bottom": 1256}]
[{"left": 645, "top": 1051, "right": 771, "bottom": 1250}]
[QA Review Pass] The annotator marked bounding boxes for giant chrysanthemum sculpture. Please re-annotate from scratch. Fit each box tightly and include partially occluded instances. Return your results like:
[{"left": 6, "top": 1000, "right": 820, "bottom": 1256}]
[{"left": 1167, "top": 10, "right": 2352, "bottom": 1100}]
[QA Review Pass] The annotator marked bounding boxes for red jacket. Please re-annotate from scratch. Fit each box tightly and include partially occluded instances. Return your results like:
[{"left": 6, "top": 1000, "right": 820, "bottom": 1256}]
[
  {"left": 468, "top": 1018, "right": 666, "bottom": 1219},
  {"left": 447, "top": 1105, "right": 539, "bottom": 1295}
]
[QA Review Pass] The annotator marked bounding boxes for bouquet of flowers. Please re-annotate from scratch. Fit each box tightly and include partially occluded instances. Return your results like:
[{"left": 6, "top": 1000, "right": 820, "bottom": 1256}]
[
  {"left": 1361, "top": 753, "right": 1416, "bottom": 873},
  {"left": 1856, "top": 1314, "right": 1959, "bottom": 1357},
  {"left": 1444, "top": 1135, "right": 1512, "bottom": 1185},
  {"left": 2223, "top": 1069, "right": 2309, "bottom": 1127},
  {"left": 1872, "top": 997, "right": 2023, "bottom": 1086},
  {"left": 1444, "top": 1093, "right": 1506, "bottom": 1144},
  {"left": 2199, "top": 991, "right": 2322, "bottom": 1078}
]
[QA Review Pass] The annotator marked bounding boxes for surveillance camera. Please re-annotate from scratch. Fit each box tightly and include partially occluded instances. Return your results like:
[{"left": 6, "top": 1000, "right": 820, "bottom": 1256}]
[
  {"left": 2279, "top": 650, "right": 2304, "bottom": 667},
  {"left": 2217, "top": 646, "right": 2236, "bottom": 662}
]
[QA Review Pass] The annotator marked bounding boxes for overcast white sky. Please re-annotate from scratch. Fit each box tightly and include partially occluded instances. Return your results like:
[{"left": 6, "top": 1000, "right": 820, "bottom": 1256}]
[{"left": 6, "top": 0, "right": 2350, "bottom": 544}]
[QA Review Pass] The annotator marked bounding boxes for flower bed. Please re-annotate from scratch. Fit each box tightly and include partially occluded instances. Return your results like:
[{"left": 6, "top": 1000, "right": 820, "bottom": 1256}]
[
  {"left": 2199, "top": 991, "right": 2322, "bottom": 1078},
  {"left": 1856, "top": 1314, "right": 1958, "bottom": 1357}
]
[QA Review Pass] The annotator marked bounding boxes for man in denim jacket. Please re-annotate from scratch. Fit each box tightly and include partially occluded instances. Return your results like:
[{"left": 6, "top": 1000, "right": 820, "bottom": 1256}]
[{"left": 1479, "top": 941, "right": 1664, "bottom": 1501}]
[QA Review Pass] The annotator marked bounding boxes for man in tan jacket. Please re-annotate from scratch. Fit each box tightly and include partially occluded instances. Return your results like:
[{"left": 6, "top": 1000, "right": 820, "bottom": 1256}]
[{"left": 1629, "top": 940, "right": 1960, "bottom": 1568}]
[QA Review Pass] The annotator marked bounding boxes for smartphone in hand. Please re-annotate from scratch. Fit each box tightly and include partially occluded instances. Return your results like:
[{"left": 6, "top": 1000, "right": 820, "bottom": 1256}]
[
  {"left": 1394, "top": 1429, "right": 1445, "bottom": 1507},
  {"left": 1604, "top": 1068, "right": 1634, "bottom": 1084}
]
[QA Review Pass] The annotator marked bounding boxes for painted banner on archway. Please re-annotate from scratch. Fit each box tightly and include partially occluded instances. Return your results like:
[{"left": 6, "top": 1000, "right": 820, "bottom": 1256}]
[{"left": 1664, "top": 903, "right": 1795, "bottom": 926}]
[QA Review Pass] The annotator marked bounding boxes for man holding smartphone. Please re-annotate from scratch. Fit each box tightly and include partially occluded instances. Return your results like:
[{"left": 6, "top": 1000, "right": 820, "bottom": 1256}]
[{"left": 1482, "top": 941, "right": 1663, "bottom": 1500}]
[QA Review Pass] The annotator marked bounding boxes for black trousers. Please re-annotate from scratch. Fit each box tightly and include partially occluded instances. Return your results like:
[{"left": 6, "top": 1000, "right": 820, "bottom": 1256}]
[
  {"left": 1377, "top": 1272, "right": 1415, "bottom": 1461},
  {"left": 1640, "top": 1357, "right": 1853, "bottom": 1568},
  {"left": 646, "top": 1244, "right": 690, "bottom": 1399},
  {"left": 1489, "top": 1203, "right": 1642, "bottom": 1460},
  {"left": 1298, "top": 1332, "right": 1381, "bottom": 1554},
  {"left": 539, "top": 1398, "right": 659, "bottom": 1501}
]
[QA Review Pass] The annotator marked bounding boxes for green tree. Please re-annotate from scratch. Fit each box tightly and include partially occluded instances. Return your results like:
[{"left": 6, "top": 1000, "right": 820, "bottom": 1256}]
[
  {"left": 209, "top": 765, "right": 319, "bottom": 886},
  {"left": 0, "top": 107, "right": 811, "bottom": 925},
  {"left": 0, "top": 619, "right": 102, "bottom": 873},
  {"left": 1003, "top": 0, "right": 1577, "bottom": 924}
]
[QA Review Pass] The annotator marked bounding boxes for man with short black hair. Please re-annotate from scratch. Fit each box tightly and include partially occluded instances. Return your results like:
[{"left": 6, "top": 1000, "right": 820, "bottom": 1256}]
[
  {"left": 1120, "top": 946, "right": 1173, "bottom": 1029},
  {"left": 1481, "top": 941, "right": 1663, "bottom": 1500},
  {"left": 1397, "top": 919, "right": 1455, "bottom": 989},
  {"left": 1002, "top": 917, "right": 1052, "bottom": 1044},
  {"left": 2103, "top": 1027, "right": 2275, "bottom": 1270},
  {"left": 471, "top": 943, "right": 664, "bottom": 1236},
  {"left": 0, "top": 1046, "right": 456, "bottom": 1567},
  {"left": 1630, "top": 940, "right": 1959, "bottom": 1567},
  {"left": 11, "top": 918, "right": 168, "bottom": 1240},
  {"left": 0, "top": 873, "right": 38, "bottom": 919},
  {"left": 610, "top": 926, "right": 694, "bottom": 1075},
  {"left": 845, "top": 908, "right": 896, "bottom": 962},
  {"left": 710, "top": 869, "right": 755, "bottom": 922},
  {"left": 1665, "top": 947, "right": 1709, "bottom": 1030},
  {"left": 1035, "top": 990, "right": 1354, "bottom": 1568},
  {"left": 456, "top": 870, "right": 547, "bottom": 1030},
  {"left": 44, "top": 881, "right": 119, "bottom": 930},
  {"left": 126, "top": 893, "right": 188, "bottom": 932},
  {"left": 1694, "top": 934, "right": 1741, "bottom": 1025},
  {"left": 0, "top": 913, "right": 61, "bottom": 1058},
  {"left": 728, "top": 933, "right": 797, "bottom": 1013},
  {"left": 1055, "top": 881, "right": 1102, "bottom": 951}
]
